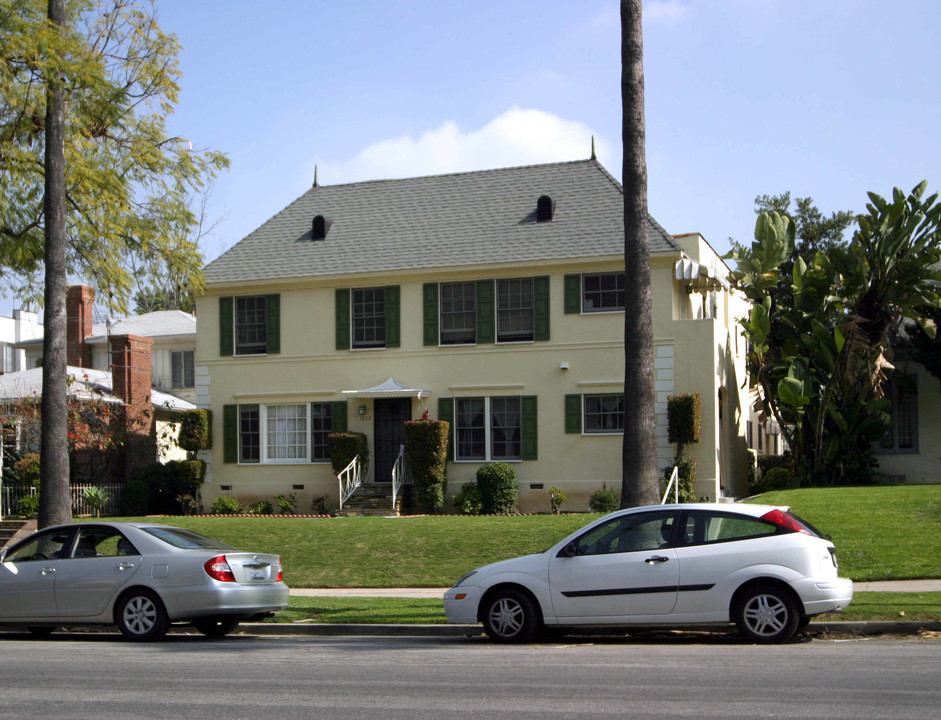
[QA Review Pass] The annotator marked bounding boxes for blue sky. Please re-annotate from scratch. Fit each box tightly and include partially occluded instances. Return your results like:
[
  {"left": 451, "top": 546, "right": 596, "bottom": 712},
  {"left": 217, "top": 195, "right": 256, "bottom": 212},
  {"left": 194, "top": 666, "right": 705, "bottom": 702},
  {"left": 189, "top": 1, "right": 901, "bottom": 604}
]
[{"left": 3, "top": 0, "right": 941, "bottom": 315}]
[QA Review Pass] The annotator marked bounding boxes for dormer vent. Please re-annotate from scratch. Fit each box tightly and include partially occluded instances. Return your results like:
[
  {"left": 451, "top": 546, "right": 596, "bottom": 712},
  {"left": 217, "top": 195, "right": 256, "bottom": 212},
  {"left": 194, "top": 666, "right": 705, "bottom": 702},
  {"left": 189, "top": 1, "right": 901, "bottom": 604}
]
[
  {"left": 312, "top": 214, "right": 331, "bottom": 240},
  {"left": 536, "top": 195, "right": 554, "bottom": 222}
]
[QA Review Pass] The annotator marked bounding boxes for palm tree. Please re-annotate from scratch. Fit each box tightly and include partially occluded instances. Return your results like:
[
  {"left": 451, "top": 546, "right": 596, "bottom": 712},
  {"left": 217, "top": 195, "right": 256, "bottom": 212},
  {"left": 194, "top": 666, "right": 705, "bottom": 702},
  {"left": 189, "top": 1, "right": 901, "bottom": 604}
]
[{"left": 620, "top": 0, "right": 659, "bottom": 508}]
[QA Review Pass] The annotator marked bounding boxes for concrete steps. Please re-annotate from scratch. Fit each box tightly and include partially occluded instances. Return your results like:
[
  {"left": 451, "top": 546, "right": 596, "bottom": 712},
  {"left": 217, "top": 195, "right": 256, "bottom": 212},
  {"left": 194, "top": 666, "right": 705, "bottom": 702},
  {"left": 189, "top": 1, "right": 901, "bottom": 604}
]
[
  {"left": 0, "top": 520, "right": 28, "bottom": 550},
  {"left": 336, "top": 484, "right": 399, "bottom": 517}
]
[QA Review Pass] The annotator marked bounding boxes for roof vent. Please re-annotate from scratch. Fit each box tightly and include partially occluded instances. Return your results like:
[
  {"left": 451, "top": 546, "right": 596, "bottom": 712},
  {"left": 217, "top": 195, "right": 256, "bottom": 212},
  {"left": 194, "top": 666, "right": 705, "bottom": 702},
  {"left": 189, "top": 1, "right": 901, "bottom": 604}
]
[
  {"left": 536, "top": 195, "right": 554, "bottom": 223},
  {"left": 312, "top": 215, "right": 331, "bottom": 241}
]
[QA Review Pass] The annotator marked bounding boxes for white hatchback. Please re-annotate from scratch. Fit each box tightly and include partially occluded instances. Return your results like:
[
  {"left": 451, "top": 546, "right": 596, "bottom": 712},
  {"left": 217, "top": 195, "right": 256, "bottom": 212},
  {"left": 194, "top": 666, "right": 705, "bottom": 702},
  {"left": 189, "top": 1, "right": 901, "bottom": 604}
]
[{"left": 444, "top": 503, "right": 852, "bottom": 643}]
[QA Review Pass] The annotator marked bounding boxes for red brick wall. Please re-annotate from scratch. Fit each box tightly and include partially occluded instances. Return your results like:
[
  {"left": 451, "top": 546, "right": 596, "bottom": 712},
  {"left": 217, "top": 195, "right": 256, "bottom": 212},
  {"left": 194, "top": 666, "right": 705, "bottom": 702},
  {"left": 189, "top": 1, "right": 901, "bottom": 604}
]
[
  {"left": 110, "top": 334, "right": 156, "bottom": 478},
  {"left": 66, "top": 285, "right": 94, "bottom": 367}
]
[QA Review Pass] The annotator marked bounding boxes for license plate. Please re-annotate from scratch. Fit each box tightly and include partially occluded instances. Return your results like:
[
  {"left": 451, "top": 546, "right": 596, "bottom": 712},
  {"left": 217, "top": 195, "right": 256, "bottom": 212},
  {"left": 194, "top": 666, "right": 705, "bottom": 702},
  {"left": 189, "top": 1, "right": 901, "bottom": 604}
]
[{"left": 249, "top": 569, "right": 266, "bottom": 580}]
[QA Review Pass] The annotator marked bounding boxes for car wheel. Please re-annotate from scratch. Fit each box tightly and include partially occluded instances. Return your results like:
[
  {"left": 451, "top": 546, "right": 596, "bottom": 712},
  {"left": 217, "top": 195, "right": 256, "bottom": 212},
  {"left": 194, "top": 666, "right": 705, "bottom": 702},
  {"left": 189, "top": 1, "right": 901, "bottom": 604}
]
[
  {"left": 193, "top": 619, "right": 240, "bottom": 638},
  {"left": 116, "top": 589, "right": 169, "bottom": 642},
  {"left": 27, "top": 626, "right": 55, "bottom": 638},
  {"left": 482, "top": 589, "right": 539, "bottom": 643},
  {"left": 734, "top": 585, "right": 800, "bottom": 644}
]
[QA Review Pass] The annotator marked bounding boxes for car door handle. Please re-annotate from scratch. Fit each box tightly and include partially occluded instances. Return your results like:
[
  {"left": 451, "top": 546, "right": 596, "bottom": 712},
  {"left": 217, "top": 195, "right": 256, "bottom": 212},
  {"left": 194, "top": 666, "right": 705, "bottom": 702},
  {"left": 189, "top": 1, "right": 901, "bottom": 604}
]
[
  {"left": 645, "top": 556, "right": 670, "bottom": 564},
  {"left": 117, "top": 562, "right": 136, "bottom": 571},
  {"left": 41, "top": 567, "right": 56, "bottom": 575}
]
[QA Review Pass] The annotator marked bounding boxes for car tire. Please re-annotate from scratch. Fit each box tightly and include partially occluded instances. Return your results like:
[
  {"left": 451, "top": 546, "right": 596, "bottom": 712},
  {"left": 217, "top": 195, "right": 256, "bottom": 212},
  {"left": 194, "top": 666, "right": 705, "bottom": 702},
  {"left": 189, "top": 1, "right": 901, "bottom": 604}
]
[
  {"left": 27, "top": 626, "right": 55, "bottom": 638},
  {"left": 116, "top": 589, "right": 169, "bottom": 642},
  {"left": 193, "top": 619, "right": 240, "bottom": 638},
  {"left": 482, "top": 589, "right": 539, "bottom": 643},
  {"left": 734, "top": 584, "right": 800, "bottom": 644}
]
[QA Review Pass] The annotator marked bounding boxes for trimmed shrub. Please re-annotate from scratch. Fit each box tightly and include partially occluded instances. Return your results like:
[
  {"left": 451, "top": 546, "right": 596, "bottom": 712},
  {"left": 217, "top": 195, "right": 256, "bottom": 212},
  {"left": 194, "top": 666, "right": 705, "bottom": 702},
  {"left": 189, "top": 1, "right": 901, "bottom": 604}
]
[
  {"left": 17, "top": 493, "right": 39, "bottom": 519},
  {"left": 121, "top": 474, "right": 151, "bottom": 515},
  {"left": 762, "top": 466, "right": 794, "bottom": 491},
  {"left": 588, "top": 483, "right": 619, "bottom": 513},
  {"left": 660, "top": 457, "right": 697, "bottom": 503},
  {"left": 178, "top": 409, "right": 212, "bottom": 452},
  {"left": 328, "top": 432, "right": 369, "bottom": 474},
  {"left": 453, "top": 482, "right": 483, "bottom": 515},
  {"left": 13, "top": 453, "right": 40, "bottom": 487},
  {"left": 667, "top": 393, "right": 701, "bottom": 449},
  {"left": 248, "top": 499, "right": 273, "bottom": 515},
  {"left": 549, "top": 487, "right": 567, "bottom": 514},
  {"left": 404, "top": 420, "right": 449, "bottom": 513},
  {"left": 212, "top": 496, "right": 242, "bottom": 514},
  {"left": 476, "top": 463, "right": 518, "bottom": 515},
  {"left": 275, "top": 493, "right": 296, "bottom": 514}
]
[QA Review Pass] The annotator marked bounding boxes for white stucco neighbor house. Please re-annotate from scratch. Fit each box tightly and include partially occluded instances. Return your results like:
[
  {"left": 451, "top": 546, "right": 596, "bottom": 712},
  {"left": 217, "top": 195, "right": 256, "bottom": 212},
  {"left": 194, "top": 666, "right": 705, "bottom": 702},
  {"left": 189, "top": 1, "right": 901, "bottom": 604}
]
[
  {"left": 0, "top": 309, "right": 42, "bottom": 374},
  {"left": 195, "top": 158, "right": 753, "bottom": 513}
]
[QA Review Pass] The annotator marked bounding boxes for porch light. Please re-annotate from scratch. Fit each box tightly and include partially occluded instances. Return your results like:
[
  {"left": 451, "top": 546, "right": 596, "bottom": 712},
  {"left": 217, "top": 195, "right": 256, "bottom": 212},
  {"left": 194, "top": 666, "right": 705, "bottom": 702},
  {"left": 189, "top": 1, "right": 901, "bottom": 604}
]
[{"left": 358, "top": 405, "right": 367, "bottom": 416}]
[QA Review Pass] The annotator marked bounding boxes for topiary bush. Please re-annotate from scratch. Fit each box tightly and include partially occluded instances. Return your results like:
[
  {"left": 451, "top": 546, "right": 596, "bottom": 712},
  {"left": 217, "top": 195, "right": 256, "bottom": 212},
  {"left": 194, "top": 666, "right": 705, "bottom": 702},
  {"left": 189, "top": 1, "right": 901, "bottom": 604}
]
[
  {"left": 588, "top": 483, "right": 619, "bottom": 513},
  {"left": 404, "top": 420, "right": 449, "bottom": 513},
  {"left": 660, "top": 457, "right": 697, "bottom": 503},
  {"left": 212, "top": 496, "right": 242, "bottom": 514},
  {"left": 328, "top": 432, "right": 369, "bottom": 474},
  {"left": 476, "top": 463, "right": 518, "bottom": 515},
  {"left": 453, "top": 482, "right": 482, "bottom": 515},
  {"left": 178, "top": 409, "right": 212, "bottom": 452},
  {"left": 762, "top": 466, "right": 794, "bottom": 491}
]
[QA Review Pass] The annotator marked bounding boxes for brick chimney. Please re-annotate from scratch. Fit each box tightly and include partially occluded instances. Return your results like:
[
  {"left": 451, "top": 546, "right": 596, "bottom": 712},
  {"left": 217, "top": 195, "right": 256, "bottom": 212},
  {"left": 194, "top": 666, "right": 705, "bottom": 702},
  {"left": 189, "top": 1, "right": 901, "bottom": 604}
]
[
  {"left": 110, "top": 334, "right": 155, "bottom": 477},
  {"left": 66, "top": 285, "right": 95, "bottom": 367}
]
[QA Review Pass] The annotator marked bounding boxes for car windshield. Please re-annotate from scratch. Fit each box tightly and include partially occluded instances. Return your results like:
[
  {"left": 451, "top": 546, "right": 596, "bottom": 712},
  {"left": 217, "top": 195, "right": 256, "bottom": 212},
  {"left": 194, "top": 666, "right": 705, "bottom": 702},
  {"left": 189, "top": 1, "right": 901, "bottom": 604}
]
[{"left": 142, "top": 527, "right": 237, "bottom": 551}]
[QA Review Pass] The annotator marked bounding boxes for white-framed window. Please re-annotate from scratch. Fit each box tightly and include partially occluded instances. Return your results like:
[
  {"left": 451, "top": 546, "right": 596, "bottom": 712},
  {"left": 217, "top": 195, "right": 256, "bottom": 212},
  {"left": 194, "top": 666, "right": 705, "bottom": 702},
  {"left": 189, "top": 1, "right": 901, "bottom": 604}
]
[
  {"left": 171, "top": 350, "right": 195, "bottom": 388},
  {"left": 238, "top": 404, "right": 307, "bottom": 463},
  {"left": 455, "top": 396, "right": 522, "bottom": 461},
  {"left": 582, "top": 272, "right": 625, "bottom": 313},
  {"left": 352, "top": 287, "right": 386, "bottom": 348},
  {"left": 235, "top": 296, "right": 267, "bottom": 355},
  {"left": 496, "top": 278, "right": 534, "bottom": 343},
  {"left": 310, "top": 402, "right": 333, "bottom": 462},
  {"left": 583, "top": 394, "right": 624, "bottom": 434},
  {"left": 440, "top": 281, "right": 476, "bottom": 345}
]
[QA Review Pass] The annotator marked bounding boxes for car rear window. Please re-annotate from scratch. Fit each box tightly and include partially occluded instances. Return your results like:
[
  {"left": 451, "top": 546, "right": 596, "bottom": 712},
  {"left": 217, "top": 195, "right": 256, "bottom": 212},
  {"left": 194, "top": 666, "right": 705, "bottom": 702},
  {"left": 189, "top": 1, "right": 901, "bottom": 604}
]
[{"left": 142, "top": 527, "right": 237, "bottom": 551}]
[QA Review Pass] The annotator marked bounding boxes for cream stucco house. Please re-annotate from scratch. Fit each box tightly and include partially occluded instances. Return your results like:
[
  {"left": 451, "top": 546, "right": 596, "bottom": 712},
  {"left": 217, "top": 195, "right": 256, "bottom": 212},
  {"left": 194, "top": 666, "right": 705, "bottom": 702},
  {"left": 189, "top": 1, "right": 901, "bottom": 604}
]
[{"left": 196, "top": 159, "right": 751, "bottom": 513}]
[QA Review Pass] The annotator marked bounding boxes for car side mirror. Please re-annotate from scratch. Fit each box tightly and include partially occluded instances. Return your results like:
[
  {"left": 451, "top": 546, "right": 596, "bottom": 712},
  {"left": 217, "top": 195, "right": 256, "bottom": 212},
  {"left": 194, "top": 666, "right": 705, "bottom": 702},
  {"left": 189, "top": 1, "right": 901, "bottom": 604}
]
[{"left": 557, "top": 541, "right": 579, "bottom": 558}]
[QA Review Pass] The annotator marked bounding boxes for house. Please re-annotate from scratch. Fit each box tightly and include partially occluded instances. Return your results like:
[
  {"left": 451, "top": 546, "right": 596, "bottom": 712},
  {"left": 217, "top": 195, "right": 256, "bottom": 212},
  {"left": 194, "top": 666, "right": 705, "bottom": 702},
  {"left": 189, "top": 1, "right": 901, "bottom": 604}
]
[
  {"left": 196, "top": 158, "right": 752, "bottom": 513},
  {"left": 0, "top": 309, "right": 42, "bottom": 373}
]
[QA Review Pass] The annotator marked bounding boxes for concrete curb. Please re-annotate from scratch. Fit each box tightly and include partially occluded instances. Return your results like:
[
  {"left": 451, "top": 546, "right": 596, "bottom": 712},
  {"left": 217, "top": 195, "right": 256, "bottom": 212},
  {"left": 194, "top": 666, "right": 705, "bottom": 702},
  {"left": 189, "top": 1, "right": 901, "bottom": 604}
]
[{"left": 235, "top": 620, "right": 941, "bottom": 638}]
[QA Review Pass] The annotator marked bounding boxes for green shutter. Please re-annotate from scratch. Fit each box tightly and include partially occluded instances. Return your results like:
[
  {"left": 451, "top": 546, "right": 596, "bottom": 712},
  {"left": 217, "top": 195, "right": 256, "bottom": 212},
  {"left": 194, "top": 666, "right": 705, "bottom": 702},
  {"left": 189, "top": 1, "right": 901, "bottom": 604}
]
[
  {"left": 521, "top": 395, "right": 538, "bottom": 460},
  {"left": 564, "top": 274, "right": 582, "bottom": 314},
  {"left": 534, "top": 276, "right": 550, "bottom": 341},
  {"left": 565, "top": 394, "right": 583, "bottom": 434},
  {"left": 335, "top": 289, "right": 350, "bottom": 350},
  {"left": 385, "top": 285, "right": 400, "bottom": 348},
  {"left": 219, "top": 297, "right": 233, "bottom": 357},
  {"left": 223, "top": 404, "right": 238, "bottom": 463},
  {"left": 438, "top": 397, "right": 454, "bottom": 459},
  {"left": 331, "top": 401, "right": 348, "bottom": 432},
  {"left": 423, "top": 283, "right": 439, "bottom": 346},
  {"left": 476, "top": 280, "right": 494, "bottom": 344},
  {"left": 265, "top": 294, "right": 280, "bottom": 354}
]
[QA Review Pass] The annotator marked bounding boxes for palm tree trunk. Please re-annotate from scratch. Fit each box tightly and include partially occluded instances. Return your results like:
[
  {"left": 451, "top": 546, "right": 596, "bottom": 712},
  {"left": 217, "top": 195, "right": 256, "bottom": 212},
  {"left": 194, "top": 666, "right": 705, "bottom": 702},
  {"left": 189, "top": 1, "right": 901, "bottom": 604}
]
[
  {"left": 620, "top": 0, "right": 660, "bottom": 508},
  {"left": 39, "top": 0, "right": 72, "bottom": 529}
]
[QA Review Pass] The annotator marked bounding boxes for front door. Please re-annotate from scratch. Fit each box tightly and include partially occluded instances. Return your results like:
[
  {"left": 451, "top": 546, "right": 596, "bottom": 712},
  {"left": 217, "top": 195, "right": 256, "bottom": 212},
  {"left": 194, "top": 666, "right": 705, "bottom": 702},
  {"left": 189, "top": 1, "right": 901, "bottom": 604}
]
[{"left": 373, "top": 398, "right": 411, "bottom": 483}]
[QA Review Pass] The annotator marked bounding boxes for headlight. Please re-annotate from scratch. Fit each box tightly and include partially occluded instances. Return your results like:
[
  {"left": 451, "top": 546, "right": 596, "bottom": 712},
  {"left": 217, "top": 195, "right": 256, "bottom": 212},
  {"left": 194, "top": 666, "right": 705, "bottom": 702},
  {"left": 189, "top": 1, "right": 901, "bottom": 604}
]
[{"left": 453, "top": 570, "right": 478, "bottom": 588}]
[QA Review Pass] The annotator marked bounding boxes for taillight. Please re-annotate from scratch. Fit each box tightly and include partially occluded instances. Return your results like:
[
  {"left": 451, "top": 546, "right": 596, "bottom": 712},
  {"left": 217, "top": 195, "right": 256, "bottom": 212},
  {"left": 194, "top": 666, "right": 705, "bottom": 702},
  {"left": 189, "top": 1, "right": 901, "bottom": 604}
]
[
  {"left": 204, "top": 555, "right": 236, "bottom": 582},
  {"left": 761, "top": 509, "right": 814, "bottom": 535},
  {"left": 276, "top": 557, "right": 283, "bottom": 582}
]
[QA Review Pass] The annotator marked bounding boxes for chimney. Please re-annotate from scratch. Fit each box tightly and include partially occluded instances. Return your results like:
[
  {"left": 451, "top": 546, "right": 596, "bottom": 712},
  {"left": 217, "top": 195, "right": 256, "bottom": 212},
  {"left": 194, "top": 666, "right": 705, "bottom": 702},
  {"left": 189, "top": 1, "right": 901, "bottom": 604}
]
[
  {"left": 66, "top": 285, "right": 95, "bottom": 367},
  {"left": 110, "top": 333, "right": 155, "bottom": 477}
]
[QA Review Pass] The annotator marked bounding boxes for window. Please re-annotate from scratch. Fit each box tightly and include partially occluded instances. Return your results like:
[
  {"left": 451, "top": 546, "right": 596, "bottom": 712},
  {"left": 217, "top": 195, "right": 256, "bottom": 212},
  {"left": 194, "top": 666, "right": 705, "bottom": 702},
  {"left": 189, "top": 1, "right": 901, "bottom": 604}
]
[
  {"left": 440, "top": 282, "right": 476, "bottom": 345},
  {"left": 879, "top": 374, "right": 918, "bottom": 452},
  {"left": 310, "top": 402, "right": 334, "bottom": 462},
  {"left": 171, "top": 350, "right": 195, "bottom": 388},
  {"left": 582, "top": 273, "right": 625, "bottom": 313},
  {"left": 353, "top": 287, "right": 386, "bottom": 348},
  {"left": 225, "top": 402, "right": 347, "bottom": 464},
  {"left": 575, "top": 510, "right": 676, "bottom": 555},
  {"left": 680, "top": 511, "right": 779, "bottom": 546},
  {"left": 584, "top": 394, "right": 624, "bottom": 434},
  {"left": 235, "top": 296, "right": 268, "bottom": 355},
  {"left": 497, "top": 278, "right": 534, "bottom": 342},
  {"left": 451, "top": 396, "right": 533, "bottom": 461}
]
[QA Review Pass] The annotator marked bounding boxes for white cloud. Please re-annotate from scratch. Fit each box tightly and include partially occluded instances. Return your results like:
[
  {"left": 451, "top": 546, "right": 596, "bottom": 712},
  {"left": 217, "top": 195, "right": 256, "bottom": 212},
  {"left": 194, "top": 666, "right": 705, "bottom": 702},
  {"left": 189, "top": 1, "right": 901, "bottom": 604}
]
[
  {"left": 317, "top": 107, "right": 612, "bottom": 185},
  {"left": 644, "top": 0, "right": 692, "bottom": 26}
]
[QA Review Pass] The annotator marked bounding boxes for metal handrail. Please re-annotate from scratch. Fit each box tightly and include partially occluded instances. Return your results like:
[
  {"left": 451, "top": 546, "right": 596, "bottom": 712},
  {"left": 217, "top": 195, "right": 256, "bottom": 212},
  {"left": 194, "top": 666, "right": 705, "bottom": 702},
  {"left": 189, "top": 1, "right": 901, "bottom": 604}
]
[
  {"left": 660, "top": 465, "right": 680, "bottom": 504},
  {"left": 391, "top": 445, "right": 410, "bottom": 512},
  {"left": 338, "top": 454, "right": 367, "bottom": 510}
]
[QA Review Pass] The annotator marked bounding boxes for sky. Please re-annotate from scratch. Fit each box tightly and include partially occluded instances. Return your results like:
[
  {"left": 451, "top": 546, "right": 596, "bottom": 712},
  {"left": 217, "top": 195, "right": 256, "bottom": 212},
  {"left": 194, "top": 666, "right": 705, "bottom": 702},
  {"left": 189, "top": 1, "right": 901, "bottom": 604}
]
[{"left": 3, "top": 0, "right": 941, "bottom": 316}]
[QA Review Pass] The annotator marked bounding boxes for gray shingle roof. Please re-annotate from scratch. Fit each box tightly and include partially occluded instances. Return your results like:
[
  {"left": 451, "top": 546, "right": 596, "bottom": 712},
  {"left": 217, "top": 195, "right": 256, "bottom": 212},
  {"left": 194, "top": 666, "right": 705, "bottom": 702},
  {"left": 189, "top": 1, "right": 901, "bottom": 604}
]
[{"left": 204, "top": 159, "right": 680, "bottom": 285}]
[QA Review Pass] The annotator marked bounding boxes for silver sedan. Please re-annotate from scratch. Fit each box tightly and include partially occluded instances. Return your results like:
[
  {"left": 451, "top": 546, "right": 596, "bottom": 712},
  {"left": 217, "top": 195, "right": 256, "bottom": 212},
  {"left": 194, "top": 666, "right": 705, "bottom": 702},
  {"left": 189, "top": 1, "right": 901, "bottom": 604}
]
[{"left": 0, "top": 521, "right": 289, "bottom": 641}]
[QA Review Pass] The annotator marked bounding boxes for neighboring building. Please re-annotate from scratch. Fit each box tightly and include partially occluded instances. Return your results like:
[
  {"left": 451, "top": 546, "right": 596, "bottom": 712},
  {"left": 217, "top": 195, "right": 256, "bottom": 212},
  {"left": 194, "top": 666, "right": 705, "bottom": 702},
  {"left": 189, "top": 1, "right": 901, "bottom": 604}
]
[
  {"left": 196, "top": 158, "right": 752, "bottom": 513},
  {"left": 0, "top": 309, "right": 42, "bottom": 373}
]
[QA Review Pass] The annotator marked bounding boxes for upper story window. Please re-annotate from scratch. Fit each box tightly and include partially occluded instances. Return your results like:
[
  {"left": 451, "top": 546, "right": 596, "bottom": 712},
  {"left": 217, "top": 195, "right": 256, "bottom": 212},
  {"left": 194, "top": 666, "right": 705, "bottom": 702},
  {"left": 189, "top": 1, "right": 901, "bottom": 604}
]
[
  {"left": 353, "top": 288, "right": 386, "bottom": 349},
  {"left": 236, "top": 296, "right": 268, "bottom": 355},
  {"left": 497, "top": 278, "right": 534, "bottom": 343},
  {"left": 582, "top": 273, "right": 625, "bottom": 313},
  {"left": 440, "top": 282, "right": 477, "bottom": 345},
  {"left": 219, "top": 294, "right": 280, "bottom": 357},
  {"left": 171, "top": 350, "right": 195, "bottom": 388}
]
